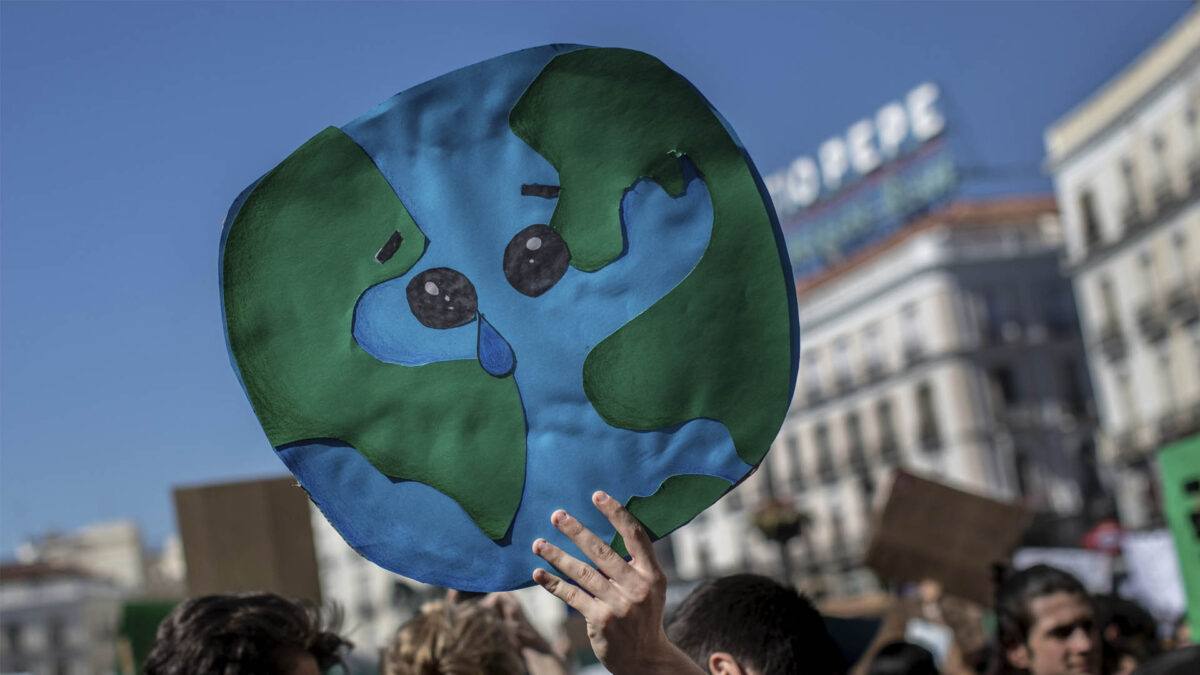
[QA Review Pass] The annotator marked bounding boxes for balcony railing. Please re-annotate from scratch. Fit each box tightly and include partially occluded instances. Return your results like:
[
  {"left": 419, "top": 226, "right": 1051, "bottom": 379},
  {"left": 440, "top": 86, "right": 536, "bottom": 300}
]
[
  {"left": 1136, "top": 302, "right": 1167, "bottom": 343},
  {"left": 848, "top": 446, "right": 868, "bottom": 473},
  {"left": 917, "top": 424, "right": 942, "bottom": 452},
  {"left": 835, "top": 373, "right": 855, "bottom": 396},
  {"left": 1097, "top": 321, "right": 1127, "bottom": 361},
  {"left": 1167, "top": 283, "right": 1199, "bottom": 325},
  {"left": 903, "top": 342, "right": 925, "bottom": 367},
  {"left": 878, "top": 438, "right": 901, "bottom": 464},
  {"left": 1120, "top": 201, "right": 1143, "bottom": 232},
  {"left": 865, "top": 360, "right": 886, "bottom": 383},
  {"left": 1154, "top": 180, "right": 1176, "bottom": 211}
]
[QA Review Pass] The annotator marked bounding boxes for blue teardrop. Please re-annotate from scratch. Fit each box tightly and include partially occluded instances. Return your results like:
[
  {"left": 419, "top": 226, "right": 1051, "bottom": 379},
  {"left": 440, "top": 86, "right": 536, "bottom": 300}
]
[{"left": 477, "top": 313, "right": 516, "bottom": 377}]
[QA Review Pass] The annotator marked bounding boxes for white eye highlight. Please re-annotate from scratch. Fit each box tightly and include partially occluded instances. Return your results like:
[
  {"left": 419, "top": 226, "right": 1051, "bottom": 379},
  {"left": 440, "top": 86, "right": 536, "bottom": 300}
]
[
  {"left": 424, "top": 281, "right": 439, "bottom": 296},
  {"left": 526, "top": 236, "right": 542, "bottom": 251}
]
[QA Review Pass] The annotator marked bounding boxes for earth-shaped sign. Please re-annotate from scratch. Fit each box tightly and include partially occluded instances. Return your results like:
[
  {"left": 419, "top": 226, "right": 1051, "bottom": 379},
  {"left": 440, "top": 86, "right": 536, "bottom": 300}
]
[{"left": 220, "top": 45, "right": 799, "bottom": 590}]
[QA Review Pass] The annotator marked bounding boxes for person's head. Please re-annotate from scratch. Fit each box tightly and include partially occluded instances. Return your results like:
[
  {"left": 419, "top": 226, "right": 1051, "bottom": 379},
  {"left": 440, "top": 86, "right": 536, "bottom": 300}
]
[
  {"left": 143, "top": 592, "right": 350, "bottom": 675},
  {"left": 1093, "top": 594, "right": 1160, "bottom": 674},
  {"left": 867, "top": 641, "right": 939, "bottom": 675},
  {"left": 665, "top": 573, "right": 845, "bottom": 675},
  {"left": 382, "top": 600, "right": 524, "bottom": 675},
  {"left": 994, "top": 565, "right": 1097, "bottom": 675}
]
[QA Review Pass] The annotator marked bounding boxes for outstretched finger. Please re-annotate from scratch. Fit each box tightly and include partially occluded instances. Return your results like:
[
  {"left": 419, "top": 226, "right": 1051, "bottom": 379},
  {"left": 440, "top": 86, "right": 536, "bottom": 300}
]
[
  {"left": 592, "top": 491, "right": 657, "bottom": 574},
  {"left": 533, "top": 536, "right": 623, "bottom": 605},
  {"left": 532, "top": 567, "right": 600, "bottom": 617},
  {"left": 549, "top": 509, "right": 641, "bottom": 589}
]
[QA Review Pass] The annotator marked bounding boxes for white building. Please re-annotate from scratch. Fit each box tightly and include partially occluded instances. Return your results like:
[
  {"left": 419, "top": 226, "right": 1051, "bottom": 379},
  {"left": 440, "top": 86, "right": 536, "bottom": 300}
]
[
  {"left": 17, "top": 521, "right": 148, "bottom": 595},
  {"left": 668, "top": 196, "right": 1101, "bottom": 599},
  {"left": 0, "top": 563, "right": 122, "bottom": 675},
  {"left": 1045, "top": 8, "right": 1200, "bottom": 529}
]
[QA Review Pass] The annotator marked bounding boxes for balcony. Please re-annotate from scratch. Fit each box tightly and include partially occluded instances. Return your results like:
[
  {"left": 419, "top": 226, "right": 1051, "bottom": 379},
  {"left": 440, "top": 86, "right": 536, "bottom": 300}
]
[
  {"left": 817, "top": 459, "right": 838, "bottom": 485},
  {"left": 903, "top": 342, "right": 925, "bottom": 368},
  {"left": 1120, "top": 200, "right": 1143, "bottom": 233},
  {"left": 917, "top": 424, "right": 942, "bottom": 452},
  {"left": 1097, "top": 321, "right": 1127, "bottom": 361},
  {"left": 848, "top": 446, "right": 868, "bottom": 473},
  {"left": 1166, "top": 283, "right": 1199, "bottom": 325},
  {"left": 1154, "top": 179, "right": 1176, "bottom": 211},
  {"left": 1136, "top": 301, "right": 1167, "bottom": 343},
  {"left": 865, "top": 359, "right": 887, "bottom": 383},
  {"left": 835, "top": 373, "right": 855, "bottom": 396},
  {"left": 878, "top": 438, "right": 901, "bottom": 464},
  {"left": 1159, "top": 404, "right": 1200, "bottom": 446}
]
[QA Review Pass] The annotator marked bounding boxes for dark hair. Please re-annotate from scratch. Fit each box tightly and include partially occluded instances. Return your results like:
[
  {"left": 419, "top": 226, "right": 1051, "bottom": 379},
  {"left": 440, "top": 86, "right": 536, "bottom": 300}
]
[
  {"left": 988, "top": 564, "right": 1090, "bottom": 675},
  {"left": 665, "top": 573, "right": 845, "bottom": 675},
  {"left": 994, "top": 565, "right": 1089, "bottom": 652},
  {"left": 867, "top": 641, "right": 939, "bottom": 675},
  {"left": 143, "top": 592, "right": 351, "bottom": 674}
]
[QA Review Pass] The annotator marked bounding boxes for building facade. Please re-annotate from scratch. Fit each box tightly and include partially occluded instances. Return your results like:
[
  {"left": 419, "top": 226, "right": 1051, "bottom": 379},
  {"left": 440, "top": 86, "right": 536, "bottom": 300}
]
[
  {"left": 1045, "top": 8, "right": 1200, "bottom": 529},
  {"left": 0, "top": 563, "right": 122, "bottom": 675},
  {"left": 668, "top": 197, "right": 1101, "bottom": 598},
  {"left": 16, "top": 521, "right": 148, "bottom": 595}
]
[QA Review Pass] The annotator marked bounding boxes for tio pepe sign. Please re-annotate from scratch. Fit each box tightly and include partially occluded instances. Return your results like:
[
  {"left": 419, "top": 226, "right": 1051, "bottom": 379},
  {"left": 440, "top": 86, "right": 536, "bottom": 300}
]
[{"left": 765, "top": 82, "right": 946, "bottom": 221}]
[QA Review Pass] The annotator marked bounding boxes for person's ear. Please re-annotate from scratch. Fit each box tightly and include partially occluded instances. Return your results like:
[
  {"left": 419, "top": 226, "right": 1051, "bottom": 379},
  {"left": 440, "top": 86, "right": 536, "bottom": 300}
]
[
  {"left": 1006, "top": 643, "right": 1031, "bottom": 671},
  {"left": 708, "top": 652, "right": 747, "bottom": 675}
]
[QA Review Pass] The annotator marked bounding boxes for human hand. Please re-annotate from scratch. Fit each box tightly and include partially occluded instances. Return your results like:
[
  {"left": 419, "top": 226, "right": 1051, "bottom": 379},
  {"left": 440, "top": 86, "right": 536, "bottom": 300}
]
[{"left": 531, "top": 491, "right": 705, "bottom": 675}]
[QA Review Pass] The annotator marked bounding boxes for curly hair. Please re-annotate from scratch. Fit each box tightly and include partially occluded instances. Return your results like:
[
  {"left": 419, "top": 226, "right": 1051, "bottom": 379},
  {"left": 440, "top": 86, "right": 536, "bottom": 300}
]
[
  {"left": 382, "top": 600, "right": 524, "bottom": 675},
  {"left": 143, "top": 592, "right": 351, "bottom": 674}
]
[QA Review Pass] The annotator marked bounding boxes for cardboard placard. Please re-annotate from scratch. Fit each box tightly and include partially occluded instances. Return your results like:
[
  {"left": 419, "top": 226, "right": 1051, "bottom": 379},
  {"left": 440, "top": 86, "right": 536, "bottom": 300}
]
[{"left": 865, "top": 470, "right": 1030, "bottom": 606}]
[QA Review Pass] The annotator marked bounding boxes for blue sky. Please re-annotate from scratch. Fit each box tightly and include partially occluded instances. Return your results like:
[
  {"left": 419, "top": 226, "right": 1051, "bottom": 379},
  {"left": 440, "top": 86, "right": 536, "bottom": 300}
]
[{"left": 1, "top": 1, "right": 1191, "bottom": 556}]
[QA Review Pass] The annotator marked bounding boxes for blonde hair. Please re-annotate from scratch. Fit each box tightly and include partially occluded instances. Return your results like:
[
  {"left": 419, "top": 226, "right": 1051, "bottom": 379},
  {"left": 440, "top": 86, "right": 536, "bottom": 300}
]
[{"left": 382, "top": 600, "right": 524, "bottom": 675}]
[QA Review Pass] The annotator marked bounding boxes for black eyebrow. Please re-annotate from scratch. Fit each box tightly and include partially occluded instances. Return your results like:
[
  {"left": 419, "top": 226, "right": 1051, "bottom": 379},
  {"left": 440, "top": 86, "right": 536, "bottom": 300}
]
[
  {"left": 521, "top": 184, "right": 560, "bottom": 198},
  {"left": 375, "top": 230, "right": 404, "bottom": 263}
]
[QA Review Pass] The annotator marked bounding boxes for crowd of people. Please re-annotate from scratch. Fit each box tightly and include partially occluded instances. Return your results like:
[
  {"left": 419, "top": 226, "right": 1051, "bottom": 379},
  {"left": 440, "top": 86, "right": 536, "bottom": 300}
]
[{"left": 142, "top": 492, "right": 1195, "bottom": 675}]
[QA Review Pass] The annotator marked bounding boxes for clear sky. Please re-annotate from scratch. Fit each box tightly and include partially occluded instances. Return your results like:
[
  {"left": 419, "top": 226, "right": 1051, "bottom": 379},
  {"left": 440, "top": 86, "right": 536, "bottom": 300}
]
[{"left": 1, "top": 0, "right": 1192, "bottom": 557}]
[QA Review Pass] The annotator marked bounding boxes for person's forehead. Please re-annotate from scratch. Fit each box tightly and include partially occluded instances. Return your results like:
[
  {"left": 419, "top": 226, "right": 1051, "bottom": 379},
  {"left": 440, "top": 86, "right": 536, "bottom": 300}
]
[{"left": 1029, "top": 592, "right": 1092, "bottom": 628}]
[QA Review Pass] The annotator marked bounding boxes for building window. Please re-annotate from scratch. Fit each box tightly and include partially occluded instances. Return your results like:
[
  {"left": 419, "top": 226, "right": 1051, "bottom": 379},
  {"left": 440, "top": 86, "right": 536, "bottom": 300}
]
[
  {"left": 876, "top": 399, "right": 899, "bottom": 461},
  {"left": 916, "top": 381, "right": 941, "bottom": 450},
  {"left": 834, "top": 337, "right": 854, "bottom": 392},
  {"left": 901, "top": 302, "right": 923, "bottom": 361},
  {"left": 815, "top": 424, "right": 834, "bottom": 481},
  {"left": 804, "top": 355, "right": 823, "bottom": 403},
  {"left": 786, "top": 434, "right": 803, "bottom": 488},
  {"left": 864, "top": 323, "right": 884, "bottom": 376},
  {"left": 3, "top": 623, "right": 21, "bottom": 656},
  {"left": 1079, "top": 190, "right": 1102, "bottom": 248},
  {"left": 988, "top": 366, "right": 1017, "bottom": 413},
  {"left": 1099, "top": 277, "right": 1120, "bottom": 325},
  {"left": 846, "top": 412, "right": 866, "bottom": 468},
  {"left": 1060, "top": 360, "right": 1087, "bottom": 416}
]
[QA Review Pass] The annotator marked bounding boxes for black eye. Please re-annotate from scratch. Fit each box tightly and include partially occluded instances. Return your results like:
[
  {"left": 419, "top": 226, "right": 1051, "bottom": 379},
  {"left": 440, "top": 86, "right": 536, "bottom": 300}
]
[
  {"left": 503, "top": 224, "right": 569, "bottom": 297},
  {"left": 406, "top": 268, "right": 478, "bottom": 329}
]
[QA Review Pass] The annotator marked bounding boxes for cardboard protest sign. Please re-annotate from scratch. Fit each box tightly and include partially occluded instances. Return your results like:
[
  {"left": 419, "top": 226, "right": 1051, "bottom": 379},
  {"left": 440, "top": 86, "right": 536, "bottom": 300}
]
[
  {"left": 220, "top": 46, "right": 799, "bottom": 590},
  {"left": 865, "top": 470, "right": 1030, "bottom": 605},
  {"left": 1158, "top": 434, "right": 1200, "bottom": 637}
]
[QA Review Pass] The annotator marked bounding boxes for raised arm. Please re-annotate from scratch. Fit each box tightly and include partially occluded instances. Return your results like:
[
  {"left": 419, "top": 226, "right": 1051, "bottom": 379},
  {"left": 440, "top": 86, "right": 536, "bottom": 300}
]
[{"left": 531, "top": 491, "right": 706, "bottom": 675}]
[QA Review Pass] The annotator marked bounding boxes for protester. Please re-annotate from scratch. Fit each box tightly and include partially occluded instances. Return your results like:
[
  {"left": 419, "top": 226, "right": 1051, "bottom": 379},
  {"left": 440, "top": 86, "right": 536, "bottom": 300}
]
[
  {"left": 866, "top": 641, "right": 940, "bottom": 675},
  {"left": 990, "top": 564, "right": 1099, "bottom": 675},
  {"left": 142, "top": 592, "right": 351, "bottom": 675},
  {"left": 665, "top": 573, "right": 846, "bottom": 675},
  {"left": 530, "top": 490, "right": 844, "bottom": 674}
]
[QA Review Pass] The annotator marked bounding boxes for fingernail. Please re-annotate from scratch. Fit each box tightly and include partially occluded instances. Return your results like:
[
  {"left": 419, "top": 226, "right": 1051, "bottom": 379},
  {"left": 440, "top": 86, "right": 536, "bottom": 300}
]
[
  {"left": 594, "top": 491, "right": 609, "bottom": 504},
  {"left": 532, "top": 539, "right": 545, "bottom": 554},
  {"left": 551, "top": 510, "right": 567, "bottom": 525}
]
